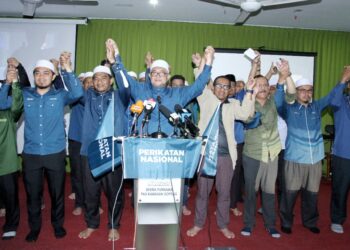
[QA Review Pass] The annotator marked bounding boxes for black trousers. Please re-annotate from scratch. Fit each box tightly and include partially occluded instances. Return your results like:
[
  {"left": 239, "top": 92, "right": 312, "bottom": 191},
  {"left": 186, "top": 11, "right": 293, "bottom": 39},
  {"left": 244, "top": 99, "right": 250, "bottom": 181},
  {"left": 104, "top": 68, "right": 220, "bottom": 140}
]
[
  {"left": 0, "top": 171, "right": 20, "bottom": 232},
  {"left": 331, "top": 155, "right": 350, "bottom": 225},
  {"left": 276, "top": 150, "right": 285, "bottom": 208},
  {"left": 81, "top": 156, "right": 124, "bottom": 229},
  {"left": 22, "top": 151, "right": 66, "bottom": 232},
  {"left": 230, "top": 143, "right": 244, "bottom": 208},
  {"left": 68, "top": 139, "right": 84, "bottom": 208}
]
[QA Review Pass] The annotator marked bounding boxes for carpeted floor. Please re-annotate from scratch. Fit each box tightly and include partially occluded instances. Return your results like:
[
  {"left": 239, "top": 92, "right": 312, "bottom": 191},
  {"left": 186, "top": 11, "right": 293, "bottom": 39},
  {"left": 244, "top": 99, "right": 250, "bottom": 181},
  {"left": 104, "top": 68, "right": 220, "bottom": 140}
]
[{"left": 0, "top": 175, "right": 349, "bottom": 250}]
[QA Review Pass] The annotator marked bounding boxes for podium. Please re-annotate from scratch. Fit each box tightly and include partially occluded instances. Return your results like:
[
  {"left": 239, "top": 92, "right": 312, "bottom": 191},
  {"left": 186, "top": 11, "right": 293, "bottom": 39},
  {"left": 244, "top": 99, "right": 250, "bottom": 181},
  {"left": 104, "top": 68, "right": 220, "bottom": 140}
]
[{"left": 122, "top": 137, "right": 202, "bottom": 250}]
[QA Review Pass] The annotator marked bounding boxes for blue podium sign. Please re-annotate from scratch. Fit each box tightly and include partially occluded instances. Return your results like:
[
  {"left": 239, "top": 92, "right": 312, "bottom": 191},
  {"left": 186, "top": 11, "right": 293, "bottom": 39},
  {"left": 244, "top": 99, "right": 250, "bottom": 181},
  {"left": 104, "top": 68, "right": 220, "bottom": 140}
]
[{"left": 122, "top": 138, "right": 202, "bottom": 179}]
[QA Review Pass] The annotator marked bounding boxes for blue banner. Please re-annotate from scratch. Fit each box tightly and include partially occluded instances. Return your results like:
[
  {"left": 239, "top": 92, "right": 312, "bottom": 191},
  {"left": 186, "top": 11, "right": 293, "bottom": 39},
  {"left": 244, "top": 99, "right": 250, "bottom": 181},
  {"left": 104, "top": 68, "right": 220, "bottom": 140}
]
[
  {"left": 122, "top": 138, "right": 202, "bottom": 179},
  {"left": 201, "top": 105, "right": 220, "bottom": 176},
  {"left": 88, "top": 136, "right": 122, "bottom": 178},
  {"left": 96, "top": 94, "right": 114, "bottom": 140}
]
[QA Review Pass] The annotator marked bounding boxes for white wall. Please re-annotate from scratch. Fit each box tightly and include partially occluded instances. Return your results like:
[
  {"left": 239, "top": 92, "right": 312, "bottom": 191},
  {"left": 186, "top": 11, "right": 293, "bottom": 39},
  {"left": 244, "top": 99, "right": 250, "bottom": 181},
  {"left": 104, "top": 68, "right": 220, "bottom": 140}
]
[
  {"left": 211, "top": 48, "right": 316, "bottom": 84},
  {"left": 0, "top": 19, "right": 79, "bottom": 153}
]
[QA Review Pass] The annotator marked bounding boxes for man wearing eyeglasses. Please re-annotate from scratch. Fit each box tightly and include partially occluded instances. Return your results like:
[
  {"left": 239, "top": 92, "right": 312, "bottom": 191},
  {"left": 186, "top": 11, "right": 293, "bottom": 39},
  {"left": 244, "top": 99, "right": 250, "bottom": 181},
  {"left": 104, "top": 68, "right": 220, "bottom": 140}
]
[
  {"left": 275, "top": 74, "right": 340, "bottom": 235},
  {"left": 187, "top": 72, "right": 255, "bottom": 239},
  {"left": 105, "top": 38, "right": 214, "bottom": 137}
]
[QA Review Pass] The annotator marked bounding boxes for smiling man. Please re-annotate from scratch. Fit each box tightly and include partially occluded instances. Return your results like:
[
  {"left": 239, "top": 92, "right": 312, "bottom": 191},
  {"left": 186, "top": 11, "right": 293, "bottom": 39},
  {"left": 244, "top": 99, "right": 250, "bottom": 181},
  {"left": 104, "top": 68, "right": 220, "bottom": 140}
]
[
  {"left": 106, "top": 38, "right": 214, "bottom": 137},
  {"left": 21, "top": 53, "right": 83, "bottom": 242},
  {"left": 75, "top": 64, "right": 129, "bottom": 242},
  {"left": 275, "top": 74, "right": 341, "bottom": 235},
  {"left": 187, "top": 57, "right": 255, "bottom": 239}
]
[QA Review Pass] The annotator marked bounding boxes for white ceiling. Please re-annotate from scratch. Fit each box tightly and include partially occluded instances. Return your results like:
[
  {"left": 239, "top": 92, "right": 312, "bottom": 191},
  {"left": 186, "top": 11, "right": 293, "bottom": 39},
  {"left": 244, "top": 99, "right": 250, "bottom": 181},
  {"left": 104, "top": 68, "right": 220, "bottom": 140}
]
[{"left": 1, "top": 0, "right": 350, "bottom": 32}]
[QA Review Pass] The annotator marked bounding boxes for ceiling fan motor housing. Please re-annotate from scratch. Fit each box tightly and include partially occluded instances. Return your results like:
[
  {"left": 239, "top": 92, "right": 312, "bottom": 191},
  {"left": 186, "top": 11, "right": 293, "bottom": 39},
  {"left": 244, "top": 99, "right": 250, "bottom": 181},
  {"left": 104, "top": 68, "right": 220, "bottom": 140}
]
[{"left": 241, "top": 0, "right": 262, "bottom": 12}]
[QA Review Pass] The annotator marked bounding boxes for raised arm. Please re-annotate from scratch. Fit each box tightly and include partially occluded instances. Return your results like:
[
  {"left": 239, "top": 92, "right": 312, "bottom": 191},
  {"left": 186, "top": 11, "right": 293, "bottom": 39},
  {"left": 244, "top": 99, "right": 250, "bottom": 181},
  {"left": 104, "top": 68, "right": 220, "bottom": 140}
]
[
  {"left": 234, "top": 78, "right": 256, "bottom": 121},
  {"left": 10, "top": 81, "right": 24, "bottom": 122},
  {"left": 59, "top": 51, "right": 84, "bottom": 104},
  {"left": 248, "top": 51, "right": 261, "bottom": 80},
  {"left": 329, "top": 65, "right": 350, "bottom": 109},
  {"left": 144, "top": 51, "right": 153, "bottom": 85},
  {"left": 0, "top": 68, "right": 19, "bottom": 110},
  {"left": 181, "top": 46, "right": 214, "bottom": 105},
  {"left": 7, "top": 57, "right": 31, "bottom": 88},
  {"left": 265, "top": 62, "right": 278, "bottom": 81}
]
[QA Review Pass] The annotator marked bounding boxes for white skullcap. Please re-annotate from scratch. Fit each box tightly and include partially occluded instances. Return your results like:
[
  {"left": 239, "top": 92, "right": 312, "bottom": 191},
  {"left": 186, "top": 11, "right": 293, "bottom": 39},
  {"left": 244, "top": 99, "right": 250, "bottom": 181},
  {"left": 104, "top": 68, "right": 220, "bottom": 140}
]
[
  {"left": 78, "top": 73, "right": 85, "bottom": 78},
  {"left": 291, "top": 74, "right": 303, "bottom": 83},
  {"left": 139, "top": 71, "right": 146, "bottom": 79},
  {"left": 150, "top": 59, "right": 169, "bottom": 73},
  {"left": 34, "top": 59, "right": 55, "bottom": 73},
  {"left": 84, "top": 71, "right": 93, "bottom": 78},
  {"left": 295, "top": 78, "right": 313, "bottom": 88},
  {"left": 93, "top": 65, "right": 111, "bottom": 76},
  {"left": 127, "top": 71, "right": 137, "bottom": 79}
]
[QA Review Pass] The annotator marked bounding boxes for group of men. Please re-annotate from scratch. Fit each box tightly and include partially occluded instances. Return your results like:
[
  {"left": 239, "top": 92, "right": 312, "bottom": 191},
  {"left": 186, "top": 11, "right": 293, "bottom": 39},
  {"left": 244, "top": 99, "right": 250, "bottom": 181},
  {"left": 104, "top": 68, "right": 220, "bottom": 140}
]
[{"left": 0, "top": 38, "right": 349, "bottom": 245}]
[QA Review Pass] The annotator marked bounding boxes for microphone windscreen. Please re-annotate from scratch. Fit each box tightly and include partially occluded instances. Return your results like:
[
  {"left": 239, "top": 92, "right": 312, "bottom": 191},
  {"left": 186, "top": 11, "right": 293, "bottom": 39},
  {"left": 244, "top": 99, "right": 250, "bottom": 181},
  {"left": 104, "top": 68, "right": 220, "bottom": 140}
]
[{"left": 130, "top": 100, "right": 144, "bottom": 114}]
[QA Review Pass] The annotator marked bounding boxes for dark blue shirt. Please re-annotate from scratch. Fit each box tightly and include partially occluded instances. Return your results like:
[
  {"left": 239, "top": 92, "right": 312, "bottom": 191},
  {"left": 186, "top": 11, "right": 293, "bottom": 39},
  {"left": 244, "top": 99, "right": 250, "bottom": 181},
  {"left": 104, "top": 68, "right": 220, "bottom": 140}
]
[
  {"left": 0, "top": 84, "right": 12, "bottom": 110},
  {"left": 68, "top": 100, "right": 84, "bottom": 142},
  {"left": 112, "top": 56, "right": 211, "bottom": 136},
  {"left": 330, "top": 83, "right": 350, "bottom": 159},
  {"left": 79, "top": 87, "right": 129, "bottom": 156},
  {"left": 23, "top": 71, "right": 84, "bottom": 155}
]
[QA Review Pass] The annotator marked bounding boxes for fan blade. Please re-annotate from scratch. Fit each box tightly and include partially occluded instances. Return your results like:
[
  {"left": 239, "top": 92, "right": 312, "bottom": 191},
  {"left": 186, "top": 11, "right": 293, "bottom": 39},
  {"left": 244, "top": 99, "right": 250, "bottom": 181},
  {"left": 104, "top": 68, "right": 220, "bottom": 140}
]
[
  {"left": 199, "top": 0, "right": 241, "bottom": 8},
  {"left": 234, "top": 10, "right": 250, "bottom": 24},
  {"left": 260, "top": 0, "right": 310, "bottom": 7},
  {"left": 44, "top": 0, "right": 99, "bottom": 6}
]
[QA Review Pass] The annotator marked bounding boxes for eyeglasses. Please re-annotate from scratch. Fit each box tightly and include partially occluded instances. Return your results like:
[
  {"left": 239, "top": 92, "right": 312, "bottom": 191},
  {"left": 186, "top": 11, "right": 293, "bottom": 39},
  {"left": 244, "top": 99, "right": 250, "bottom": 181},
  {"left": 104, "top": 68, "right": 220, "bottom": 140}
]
[
  {"left": 150, "top": 71, "right": 168, "bottom": 78},
  {"left": 214, "top": 84, "right": 230, "bottom": 90},
  {"left": 93, "top": 76, "right": 110, "bottom": 82},
  {"left": 297, "top": 88, "right": 313, "bottom": 94}
]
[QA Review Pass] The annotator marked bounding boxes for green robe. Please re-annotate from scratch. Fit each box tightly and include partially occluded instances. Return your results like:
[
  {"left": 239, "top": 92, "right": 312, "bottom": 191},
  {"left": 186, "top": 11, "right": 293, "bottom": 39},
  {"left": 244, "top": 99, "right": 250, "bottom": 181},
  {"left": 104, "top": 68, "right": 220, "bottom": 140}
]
[{"left": 0, "top": 82, "right": 23, "bottom": 176}]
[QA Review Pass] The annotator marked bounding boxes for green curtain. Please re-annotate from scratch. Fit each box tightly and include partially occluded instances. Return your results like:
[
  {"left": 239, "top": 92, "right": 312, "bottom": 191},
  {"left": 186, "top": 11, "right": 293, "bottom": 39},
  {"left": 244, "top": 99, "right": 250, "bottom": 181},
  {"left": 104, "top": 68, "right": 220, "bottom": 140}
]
[{"left": 76, "top": 19, "right": 350, "bottom": 128}]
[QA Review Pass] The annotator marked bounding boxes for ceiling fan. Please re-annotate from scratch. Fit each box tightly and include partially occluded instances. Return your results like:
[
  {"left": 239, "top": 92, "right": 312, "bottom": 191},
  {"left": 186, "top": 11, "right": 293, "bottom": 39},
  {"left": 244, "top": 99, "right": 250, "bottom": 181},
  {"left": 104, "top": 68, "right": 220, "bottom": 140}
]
[
  {"left": 200, "top": 0, "right": 312, "bottom": 25},
  {"left": 22, "top": 0, "right": 99, "bottom": 18}
]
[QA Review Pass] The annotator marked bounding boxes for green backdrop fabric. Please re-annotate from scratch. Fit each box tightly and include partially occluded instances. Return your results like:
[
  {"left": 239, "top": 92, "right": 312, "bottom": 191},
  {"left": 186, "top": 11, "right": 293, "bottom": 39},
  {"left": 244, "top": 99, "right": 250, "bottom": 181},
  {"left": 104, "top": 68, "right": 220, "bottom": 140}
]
[{"left": 76, "top": 19, "right": 350, "bottom": 129}]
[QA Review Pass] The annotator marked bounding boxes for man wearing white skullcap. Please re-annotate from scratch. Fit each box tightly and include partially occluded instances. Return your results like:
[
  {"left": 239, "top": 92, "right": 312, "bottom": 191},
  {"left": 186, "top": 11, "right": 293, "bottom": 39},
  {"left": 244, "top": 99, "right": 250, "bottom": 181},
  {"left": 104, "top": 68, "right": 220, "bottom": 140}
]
[
  {"left": 20, "top": 52, "right": 83, "bottom": 242},
  {"left": 74, "top": 63, "right": 129, "bottom": 242},
  {"left": 105, "top": 38, "right": 214, "bottom": 137},
  {"left": 66, "top": 69, "right": 95, "bottom": 216},
  {"left": 275, "top": 70, "right": 341, "bottom": 235}
]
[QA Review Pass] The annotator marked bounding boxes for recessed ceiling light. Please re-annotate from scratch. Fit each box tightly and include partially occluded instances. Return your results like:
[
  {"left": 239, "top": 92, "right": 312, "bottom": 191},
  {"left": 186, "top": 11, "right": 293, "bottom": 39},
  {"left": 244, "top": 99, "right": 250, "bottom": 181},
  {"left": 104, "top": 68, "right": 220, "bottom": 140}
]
[{"left": 150, "top": 0, "right": 158, "bottom": 7}]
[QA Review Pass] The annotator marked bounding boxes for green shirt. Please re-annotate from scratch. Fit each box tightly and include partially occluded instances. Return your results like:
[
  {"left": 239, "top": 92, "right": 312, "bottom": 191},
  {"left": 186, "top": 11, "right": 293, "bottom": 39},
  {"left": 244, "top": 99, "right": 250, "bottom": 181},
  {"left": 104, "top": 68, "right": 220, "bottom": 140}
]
[
  {"left": 243, "top": 97, "right": 281, "bottom": 163},
  {"left": 0, "top": 82, "right": 23, "bottom": 176}
]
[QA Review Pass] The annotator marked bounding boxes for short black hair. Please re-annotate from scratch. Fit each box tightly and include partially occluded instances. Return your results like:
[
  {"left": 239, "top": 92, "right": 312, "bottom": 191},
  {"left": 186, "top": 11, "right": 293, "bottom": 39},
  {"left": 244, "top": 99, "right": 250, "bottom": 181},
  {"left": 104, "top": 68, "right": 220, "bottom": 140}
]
[
  {"left": 225, "top": 74, "right": 236, "bottom": 83},
  {"left": 170, "top": 75, "right": 185, "bottom": 86},
  {"left": 213, "top": 75, "right": 231, "bottom": 86},
  {"left": 100, "top": 59, "right": 110, "bottom": 66}
]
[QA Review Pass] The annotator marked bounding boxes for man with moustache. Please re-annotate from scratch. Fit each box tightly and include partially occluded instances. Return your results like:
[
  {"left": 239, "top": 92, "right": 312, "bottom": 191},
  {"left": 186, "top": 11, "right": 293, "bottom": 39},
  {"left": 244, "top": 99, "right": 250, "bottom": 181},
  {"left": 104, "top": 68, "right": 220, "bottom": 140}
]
[
  {"left": 276, "top": 73, "right": 343, "bottom": 235},
  {"left": 21, "top": 52, "right": 83, "bottom": 242},
  {"left": 241, "top": 59, "right": 295, "bottom": 238}
]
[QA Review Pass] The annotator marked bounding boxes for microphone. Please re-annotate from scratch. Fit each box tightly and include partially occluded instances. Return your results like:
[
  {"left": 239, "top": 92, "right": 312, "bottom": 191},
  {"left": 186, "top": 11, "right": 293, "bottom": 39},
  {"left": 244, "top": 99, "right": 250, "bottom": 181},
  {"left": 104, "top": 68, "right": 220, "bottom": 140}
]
[
  {"left": 174, "top": 104, "right": 199, "bottom": 137},
  {"left": 159, "top": 105, "right": 180, "bottom": 124},
  {"left": 143, "top": 98, "right": 156, "bottom": 119},
  {"left": 141, "top": 98, "right": 156, "bottom": 137},
  {"left": 151, "top": 96, "right": 167, "bottom": 138},
  {"left": 130, "top": 100, "right": 144, "bottom": 115},
  {"left": 129, "top": 100, "right": 144, "bottom": 136},
  {"left": 159, "top": 104, "right": 189, "bottom": 138}
]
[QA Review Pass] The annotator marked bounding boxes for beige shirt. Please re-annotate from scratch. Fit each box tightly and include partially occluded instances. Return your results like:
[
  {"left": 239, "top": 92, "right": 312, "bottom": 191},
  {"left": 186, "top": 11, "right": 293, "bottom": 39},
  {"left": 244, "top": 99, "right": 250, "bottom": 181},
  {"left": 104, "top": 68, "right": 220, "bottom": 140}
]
[{"left": 197, "top": 86, "right": 255, "bottom": 169}]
